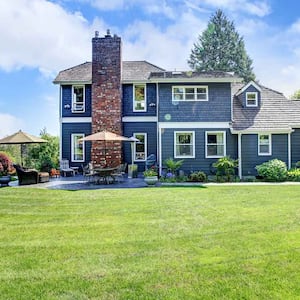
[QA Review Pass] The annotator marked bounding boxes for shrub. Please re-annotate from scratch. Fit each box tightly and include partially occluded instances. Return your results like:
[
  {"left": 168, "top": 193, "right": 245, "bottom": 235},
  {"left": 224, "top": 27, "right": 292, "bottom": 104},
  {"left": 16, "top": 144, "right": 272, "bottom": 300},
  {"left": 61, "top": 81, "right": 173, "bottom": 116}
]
[
  {"left": 189, "top": 171, "right": 207, "bottom": 182},
  {"left": 255, "top": 159, "right": 287, "bottom": 182},
  {"left": 164, "top": 158, "right": 184, "bottom": 174},
  {"left": 287, "top": 168, "right": 300, "bottom": 182},
  {"left": 0, "top": 152, "right": 15, "bottom": 176},
  {"left": 213, "top": 156, "right": 238, "bottom": 182}
]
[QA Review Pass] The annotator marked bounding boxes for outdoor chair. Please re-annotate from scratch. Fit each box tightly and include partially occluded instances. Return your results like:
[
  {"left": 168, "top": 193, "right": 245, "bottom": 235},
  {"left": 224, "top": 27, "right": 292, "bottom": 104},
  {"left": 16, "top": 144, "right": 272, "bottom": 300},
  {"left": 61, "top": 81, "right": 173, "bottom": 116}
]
[
  {"left": 13, "top": 164, "right": 39, "bottom": 185},
  {"left": 60, "top": 159, "right": 75, "bottom": 177},
  {"left": 111, "top": 163, "right": 127, "bottom": 183},
  {"left": 82, "top": 163, "right": 98, "bottom": 183}
]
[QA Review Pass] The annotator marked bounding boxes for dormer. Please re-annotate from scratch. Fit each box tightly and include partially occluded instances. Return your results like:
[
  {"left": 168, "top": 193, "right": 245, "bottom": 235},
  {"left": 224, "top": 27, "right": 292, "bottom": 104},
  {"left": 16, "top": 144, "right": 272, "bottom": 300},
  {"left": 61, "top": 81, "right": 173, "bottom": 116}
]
[{"left": 236, "top": 81, "right": 261, "bottom": 108}]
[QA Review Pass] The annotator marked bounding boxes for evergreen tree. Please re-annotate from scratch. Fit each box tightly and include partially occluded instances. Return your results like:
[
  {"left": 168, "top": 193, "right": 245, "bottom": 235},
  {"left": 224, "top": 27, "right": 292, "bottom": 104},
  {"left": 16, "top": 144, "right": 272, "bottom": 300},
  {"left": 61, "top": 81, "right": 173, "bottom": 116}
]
[{"left": 188, "top": 9, "right": 255, "bottom": 82}]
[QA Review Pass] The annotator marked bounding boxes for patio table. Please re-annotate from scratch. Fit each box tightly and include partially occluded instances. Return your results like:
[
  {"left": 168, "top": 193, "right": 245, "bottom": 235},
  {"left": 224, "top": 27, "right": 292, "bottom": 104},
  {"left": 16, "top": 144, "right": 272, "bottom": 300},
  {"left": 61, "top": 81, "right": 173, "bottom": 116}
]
[{"left": 94, "top": 167, "right": 118, "bottom": 184}]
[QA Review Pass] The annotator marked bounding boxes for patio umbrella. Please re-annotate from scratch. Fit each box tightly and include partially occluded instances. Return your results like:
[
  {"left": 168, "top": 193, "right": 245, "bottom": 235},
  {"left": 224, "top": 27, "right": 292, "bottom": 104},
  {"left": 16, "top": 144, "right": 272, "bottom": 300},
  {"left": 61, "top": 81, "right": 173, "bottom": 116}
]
[
  {"left": 79, "top": 130, "right": 133, "bottom": 166},
  {"left": 0, "top": 130, "right": 47, "bottom": 165}
]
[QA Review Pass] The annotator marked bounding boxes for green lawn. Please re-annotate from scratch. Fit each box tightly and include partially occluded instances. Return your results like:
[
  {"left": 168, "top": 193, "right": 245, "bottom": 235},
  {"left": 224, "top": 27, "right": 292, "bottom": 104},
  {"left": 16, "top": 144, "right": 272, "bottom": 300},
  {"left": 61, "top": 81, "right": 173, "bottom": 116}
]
[{"left": 1, "top": 186, "right": 300, "bottom": 299}]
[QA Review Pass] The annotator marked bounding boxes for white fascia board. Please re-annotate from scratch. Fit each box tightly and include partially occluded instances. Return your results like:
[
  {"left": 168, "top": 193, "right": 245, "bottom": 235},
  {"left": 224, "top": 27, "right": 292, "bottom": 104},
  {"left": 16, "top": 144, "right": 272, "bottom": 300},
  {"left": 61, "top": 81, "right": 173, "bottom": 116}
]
[
  {"left": 122, "top": 80, "right": 152, "bottom": 84},
  {"left": 54, "top": 81, "right": 92, "bottom": 85},
  {"left": 159, "top": 122, "right": 231, "bottom": 129},
  {"left": 230, "top": 128, "right": 294, "bottom": 134},
  {"left": 235, "top": 81, "right": 261, "bottom": 96},
  {"left": 149, "top": 77, "right": 243, "bottom": 84},
  {"left": 122, "top": 116, "right": 158, "bottom": 122},
  {"left": 61, "top": 117, "right": 92, "bottom": 123}
]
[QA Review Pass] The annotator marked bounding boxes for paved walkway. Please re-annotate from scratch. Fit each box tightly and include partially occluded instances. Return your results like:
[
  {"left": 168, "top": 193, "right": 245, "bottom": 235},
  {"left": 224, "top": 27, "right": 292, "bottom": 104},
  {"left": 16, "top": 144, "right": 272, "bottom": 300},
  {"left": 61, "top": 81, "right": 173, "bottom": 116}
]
[
  {"left": 9, "top": 174, "right": 149, "bottom": 190},
  {"left": 7, "top": 175, "right": 300, "bottom": 190}
]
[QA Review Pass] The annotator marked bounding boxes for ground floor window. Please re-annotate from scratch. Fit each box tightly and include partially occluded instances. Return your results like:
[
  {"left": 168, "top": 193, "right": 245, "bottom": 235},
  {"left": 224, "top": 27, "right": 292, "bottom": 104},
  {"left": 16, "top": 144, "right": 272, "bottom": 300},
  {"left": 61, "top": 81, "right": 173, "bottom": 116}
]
[
  {"left": 134, "top": 133, "right": 147, "bottom": 161},
  {"left": 206, "top": 131, "right": 226, "bottom": 158},
  {"left": 258, "top": 134, "right": 271, "bottom": 155},
  {"left": 71, "top": 133, "right": 84, "bottom": 162},
  {"left": 174, "top": 131, "right": 195, "bottom": 158}
]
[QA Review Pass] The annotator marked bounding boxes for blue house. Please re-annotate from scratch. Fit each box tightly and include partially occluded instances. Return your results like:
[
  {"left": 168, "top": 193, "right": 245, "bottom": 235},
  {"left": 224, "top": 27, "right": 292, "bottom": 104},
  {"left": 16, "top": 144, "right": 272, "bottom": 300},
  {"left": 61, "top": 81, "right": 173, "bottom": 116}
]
[{"left": 53, "top": 31, "right": 300, "bottom": 178}]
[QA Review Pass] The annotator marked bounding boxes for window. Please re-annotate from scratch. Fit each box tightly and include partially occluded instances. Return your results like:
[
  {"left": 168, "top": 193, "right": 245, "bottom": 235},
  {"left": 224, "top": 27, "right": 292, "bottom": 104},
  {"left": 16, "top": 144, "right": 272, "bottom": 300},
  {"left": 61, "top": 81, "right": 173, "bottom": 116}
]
[
  {"left": 71, "top": 134, "right": 84, "bottom": 162},
  {"left": 258, "top": 134, "right": 271, "bottom": 155},
  {"left": 72, "top": 86, "right": 85, "bottom": 112},
  {"left": 134, "top": 133, "right": 147, "bottom": 161},
  {"left": 174, "top": 131, "right": 195, "bottom": 158},
  {"left": 246, "top": 92, "right": 258, "bottom": 107},
  {"left": 133, "top": 84, "right": 146, "bottom": 112},
  {"left": 172, "top": 86, "right": 208, "bottom": 101},
  {"left": 206, "top": 131, "right": 226, "bottom": 158}
]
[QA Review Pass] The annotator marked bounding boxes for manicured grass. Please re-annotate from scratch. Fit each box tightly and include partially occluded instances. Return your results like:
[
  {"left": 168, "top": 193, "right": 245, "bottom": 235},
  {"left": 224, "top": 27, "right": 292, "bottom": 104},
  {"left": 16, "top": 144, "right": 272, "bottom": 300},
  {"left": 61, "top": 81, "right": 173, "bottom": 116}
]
[{"left": 1, "top": 186, "right": 300, "bottom": 299}]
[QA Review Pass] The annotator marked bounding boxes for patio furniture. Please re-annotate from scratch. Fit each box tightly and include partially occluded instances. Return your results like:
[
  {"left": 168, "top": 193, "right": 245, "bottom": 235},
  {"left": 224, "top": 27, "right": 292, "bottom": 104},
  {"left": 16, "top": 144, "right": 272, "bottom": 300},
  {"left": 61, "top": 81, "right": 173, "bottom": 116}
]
[
  {"left": 111, "top": 163, "right": 127, "bottom": 183},
  {"left": 38, "top": 172, "right": 50, "bottom": 183},
  {"left": 94, "top": 167, "right": 118, "bottom": 184},
  {"left": 13, "top": 164, "right": 39, "bottom": 185},
  {"left": 82, "top": 163, "right": 98, "bottom": 183},
  {"left": 60, "top": 159, "right": 75, "bottom": 177}
]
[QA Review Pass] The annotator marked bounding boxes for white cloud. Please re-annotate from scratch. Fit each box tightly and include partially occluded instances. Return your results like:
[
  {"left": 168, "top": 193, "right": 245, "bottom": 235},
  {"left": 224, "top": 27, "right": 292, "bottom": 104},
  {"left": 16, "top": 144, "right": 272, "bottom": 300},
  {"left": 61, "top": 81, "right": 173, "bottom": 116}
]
[
  {"left": 196, "top": 0, "right": 271, "bottom": 17},
  {"left": 0, "top": 114, "right": 23, "bottom": 139},
  {"left": 122, "top": 12, "right": 206, "bottom": 70},
  {"left": 0, "top": 0, "right": 107, "bottom": 75}
]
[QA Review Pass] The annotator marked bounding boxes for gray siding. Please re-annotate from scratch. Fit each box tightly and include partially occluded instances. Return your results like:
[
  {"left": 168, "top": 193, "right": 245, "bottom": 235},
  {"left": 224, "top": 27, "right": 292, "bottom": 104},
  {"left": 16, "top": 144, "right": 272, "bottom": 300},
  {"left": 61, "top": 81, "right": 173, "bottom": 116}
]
[
  {"left": 122, "top": 83, "right": 157, "bottom": 117},
  {"left": 62, "top": 85, "right": 92, "bottom": 117},
  {"left": 241, "top": 134, "right": 288, "bottom": 176},
  {"left": 161, "top": 128, "right": 237, "bottom": 174},
  {"left": 291, "top": 129, "right": 300, "bottom": 166},
  {"left": 123, "top": 122, "right": 157, "bottom": 171},
  {"left": 61, "top": 123, "right": 92, "bottom": 166},
  {"left": 158, "top": 83, "right": 232, "bottom": 123}
]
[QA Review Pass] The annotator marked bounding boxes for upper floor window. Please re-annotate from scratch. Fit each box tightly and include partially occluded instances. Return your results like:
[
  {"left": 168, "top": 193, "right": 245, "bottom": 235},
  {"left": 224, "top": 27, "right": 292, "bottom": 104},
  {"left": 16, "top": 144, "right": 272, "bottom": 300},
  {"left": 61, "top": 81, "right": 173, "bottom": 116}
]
[
  {"left": 134, "top": 133, "right": 147, "bottom": 161},
  {"left": 72, "top": 86, "right": 85, "bottom": 113},
  {"left": 174, "top": 131, "right": 195, "bottom": 158},
  {"left": 71, "top": 133, "right": 84, "bottom": 162},
  {"left": 133, "top": 84, "right": 146, "bottom": 112},
  {"left": 258, "top": 134, "right": 271, "bottom": 155},
  {"left": 172, "top": 86, "right": 208, "bottom": 102},
  {"left": 246, "top": 92, "right": 258, "bottom": 107},
  {"left": 206, "top": 131, "right": 226, "bottom": 158}
]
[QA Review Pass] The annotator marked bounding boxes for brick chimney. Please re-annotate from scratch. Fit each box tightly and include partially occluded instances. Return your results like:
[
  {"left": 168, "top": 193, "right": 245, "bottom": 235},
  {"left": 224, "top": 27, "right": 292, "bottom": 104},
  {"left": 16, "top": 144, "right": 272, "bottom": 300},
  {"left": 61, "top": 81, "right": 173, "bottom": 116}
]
[{"left": 91, "top": 30, "right": 122, "bottom": 167}]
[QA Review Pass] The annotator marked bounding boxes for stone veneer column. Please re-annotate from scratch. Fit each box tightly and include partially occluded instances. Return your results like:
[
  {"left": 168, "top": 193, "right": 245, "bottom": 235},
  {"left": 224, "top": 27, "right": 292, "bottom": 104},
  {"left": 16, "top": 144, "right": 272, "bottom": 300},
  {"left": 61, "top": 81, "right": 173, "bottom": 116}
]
[{"left": 91, "top": 30, "right": 122, "bottom": 167}]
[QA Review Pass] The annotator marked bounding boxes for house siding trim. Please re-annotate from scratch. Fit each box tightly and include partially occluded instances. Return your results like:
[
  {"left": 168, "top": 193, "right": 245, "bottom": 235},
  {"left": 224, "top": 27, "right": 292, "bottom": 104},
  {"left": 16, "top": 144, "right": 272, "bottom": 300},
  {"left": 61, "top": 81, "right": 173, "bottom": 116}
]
[
  {"left": 159, "top": 122, "right": 231, "bottom": 129},
  {"left": 122, "top": 116, "right": 158, "bottom": 122},
  {"left": 61, "top": 117, "right": 92, "bottom": 123}
]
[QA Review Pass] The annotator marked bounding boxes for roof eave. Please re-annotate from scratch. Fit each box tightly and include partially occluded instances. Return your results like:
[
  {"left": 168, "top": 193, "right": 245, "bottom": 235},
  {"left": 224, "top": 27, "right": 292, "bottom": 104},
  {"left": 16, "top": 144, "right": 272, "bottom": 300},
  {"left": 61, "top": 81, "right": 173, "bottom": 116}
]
[
  {"left": 148, "top": 77, "right": 243, "bottom": 83},
  {"left": 230, "top": 128, "right": 294, "bottom": 134},
  {"left": 53, "top": 80, "right": 92, "bottom": 85}
]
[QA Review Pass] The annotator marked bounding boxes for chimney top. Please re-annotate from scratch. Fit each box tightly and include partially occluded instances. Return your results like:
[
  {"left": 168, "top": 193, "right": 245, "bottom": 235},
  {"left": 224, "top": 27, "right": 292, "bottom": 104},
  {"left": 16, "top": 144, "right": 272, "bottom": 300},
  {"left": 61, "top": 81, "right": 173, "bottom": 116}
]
[
  {"left": 105, "top": 29, "right": 111, "bottom": 37},
  {"left": 95, "top": 31, "right": 99, "bottom": 38}
]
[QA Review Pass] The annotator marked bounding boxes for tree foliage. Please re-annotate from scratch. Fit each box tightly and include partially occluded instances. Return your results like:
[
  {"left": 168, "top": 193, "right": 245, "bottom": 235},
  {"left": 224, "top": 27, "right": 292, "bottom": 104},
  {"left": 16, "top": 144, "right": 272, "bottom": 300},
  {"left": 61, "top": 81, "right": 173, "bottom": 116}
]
[
  {"left": 290, "top": 89, "right": 300, "bottom": 100},
  {"left": 25, "top": 128, "right": 59, "bottom": 171},
  {"left": 188, "top": 9, "right": 255, "bottom": 82}
]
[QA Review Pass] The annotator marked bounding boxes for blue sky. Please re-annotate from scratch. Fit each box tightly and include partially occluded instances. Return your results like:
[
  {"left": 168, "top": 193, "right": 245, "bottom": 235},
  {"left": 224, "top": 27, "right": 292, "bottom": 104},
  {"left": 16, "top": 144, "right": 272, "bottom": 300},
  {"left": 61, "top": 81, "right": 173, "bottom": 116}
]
[{"left": 1, "top": 0, "right": 300, "bottom": 138}]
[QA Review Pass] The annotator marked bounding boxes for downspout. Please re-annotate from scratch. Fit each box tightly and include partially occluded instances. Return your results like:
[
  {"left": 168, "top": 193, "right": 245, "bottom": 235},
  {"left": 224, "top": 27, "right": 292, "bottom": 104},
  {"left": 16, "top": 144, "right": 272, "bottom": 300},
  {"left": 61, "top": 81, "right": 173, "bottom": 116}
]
[
  {"left": 156, "top": 82, "right": 162, "bottom": 176},
  {"left": 238, "top": 133, "right": 242, "bottom": 179},
  {"left": 288, "top": 132, "right": 291, "bottom": 169},
  {"left": 59, "top": 85, "right": 63, "bottom": 161}
]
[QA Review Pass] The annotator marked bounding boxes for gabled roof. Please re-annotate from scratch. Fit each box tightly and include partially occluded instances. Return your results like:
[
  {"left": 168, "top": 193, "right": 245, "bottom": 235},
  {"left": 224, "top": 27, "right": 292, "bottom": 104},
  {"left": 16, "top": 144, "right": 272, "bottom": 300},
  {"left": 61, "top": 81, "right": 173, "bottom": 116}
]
[
  {"left": 235, "top": 80, "right": 261, "bottom": 96},
  {"left": 53, "top": 61, "right": 165, "bottom": 84},
  {"left": 232, "top": 83, "right": 300, "bottom": 132},
  {"left": 149, "top": 71, "right": 242, "bottom": 83}
]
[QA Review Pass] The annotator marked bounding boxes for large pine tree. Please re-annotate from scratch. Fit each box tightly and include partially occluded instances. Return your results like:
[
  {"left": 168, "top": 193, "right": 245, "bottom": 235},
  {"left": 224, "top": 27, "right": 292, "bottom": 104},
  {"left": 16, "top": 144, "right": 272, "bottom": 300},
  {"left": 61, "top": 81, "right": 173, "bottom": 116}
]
[{"left": 188, "top": 10, "right": 255, "bottom": 82}]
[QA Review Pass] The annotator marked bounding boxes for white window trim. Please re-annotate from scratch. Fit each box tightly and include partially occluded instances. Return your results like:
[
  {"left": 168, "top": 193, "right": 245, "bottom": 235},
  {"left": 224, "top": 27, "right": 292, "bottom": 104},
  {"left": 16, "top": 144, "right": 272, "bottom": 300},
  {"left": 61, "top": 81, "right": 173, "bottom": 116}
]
[
  {"left": 172, "top": 86, "right": 208, "bottom": 102},
  {"left": 258, "top": 134, "right": 272, "bottom": 156},
  {"left": 174, "top": 131, "right": 195, "bottom": 159},
  {"left": 205, "top": 131, "right": 226, "bottom": 158},
  {"left": 71, "top": 133, "right": 85, "bottom": 162},
  {"left": 246, "top": 92, "right": 258, "bottom": 107},
  {"left": 134, "top": 133, "right": 147, "bottom": 162},
  {"left": 72, "top": 85, "right": 85, "bottom": 113},
  {"left": 133, "top": 84, "right": 147, "bottom": 112}
]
